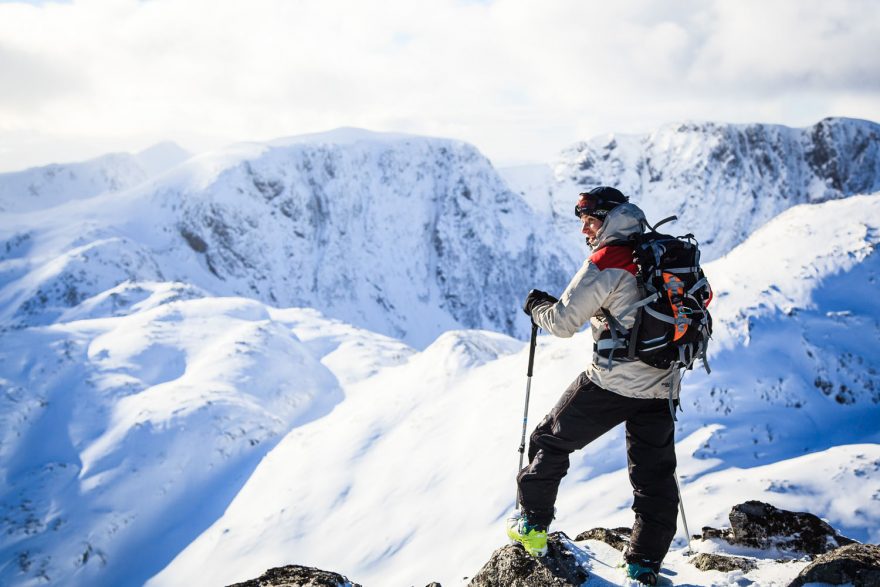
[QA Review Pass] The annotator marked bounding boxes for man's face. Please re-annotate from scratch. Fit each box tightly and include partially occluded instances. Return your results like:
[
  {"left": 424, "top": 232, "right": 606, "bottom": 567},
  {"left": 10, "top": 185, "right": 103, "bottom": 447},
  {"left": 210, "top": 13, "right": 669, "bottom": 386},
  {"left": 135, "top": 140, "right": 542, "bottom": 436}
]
[{"left": 581, "top": 214, "right": 603, "bottom": 246}]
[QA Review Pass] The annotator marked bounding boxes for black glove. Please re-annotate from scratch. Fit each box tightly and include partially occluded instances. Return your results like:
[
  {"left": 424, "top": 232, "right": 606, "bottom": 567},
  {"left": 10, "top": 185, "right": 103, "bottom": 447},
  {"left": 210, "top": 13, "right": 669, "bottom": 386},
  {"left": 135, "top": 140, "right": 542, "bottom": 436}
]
[{"left": 523, "top": 289, "right": 558, "bottom": 316}]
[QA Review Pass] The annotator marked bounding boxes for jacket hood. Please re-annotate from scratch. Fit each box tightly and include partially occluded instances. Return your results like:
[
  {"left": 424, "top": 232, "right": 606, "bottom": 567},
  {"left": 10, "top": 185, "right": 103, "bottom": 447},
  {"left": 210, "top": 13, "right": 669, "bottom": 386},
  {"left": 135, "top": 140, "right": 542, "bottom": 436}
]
[{"left": 592, "top": 202, "right": 646, "bottom": 249}]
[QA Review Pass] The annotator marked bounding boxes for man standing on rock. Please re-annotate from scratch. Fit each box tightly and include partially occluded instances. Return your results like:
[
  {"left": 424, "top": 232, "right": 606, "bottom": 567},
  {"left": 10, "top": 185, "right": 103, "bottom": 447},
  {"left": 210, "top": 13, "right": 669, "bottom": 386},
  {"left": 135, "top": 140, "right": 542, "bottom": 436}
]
[{"left": 508, "top": 186, "right": 680, "bottom": 586}]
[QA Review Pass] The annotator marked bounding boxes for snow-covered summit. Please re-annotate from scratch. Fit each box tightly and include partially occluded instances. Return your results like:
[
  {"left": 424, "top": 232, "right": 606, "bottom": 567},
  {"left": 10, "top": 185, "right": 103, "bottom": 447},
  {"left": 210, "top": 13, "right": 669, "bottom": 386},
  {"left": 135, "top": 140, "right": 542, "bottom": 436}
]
[
  {"left": 268, "top": 126, "right": 425, "bottom": 148},
  {"left": 0, "top": 142, "right": 192, "bottom": 213},
  {"left": 505, "top": 117, "right": 880, "bottom": 261},
  {"left": 133, "top": 142, "right": 193, "bottom": 177},
  {"left": 0, "top": 132, "right": 572, "bottom": 346}
]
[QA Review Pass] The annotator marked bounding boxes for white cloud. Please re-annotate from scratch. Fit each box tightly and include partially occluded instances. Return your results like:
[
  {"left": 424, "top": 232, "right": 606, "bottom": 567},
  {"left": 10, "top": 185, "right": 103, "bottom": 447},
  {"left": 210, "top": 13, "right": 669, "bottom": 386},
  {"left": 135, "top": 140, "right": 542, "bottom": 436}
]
[
  {"left": 0, "top": 0, "right": 878, "bottom": 171},
  {"left": 690, "top": 0, "right": 880, "bottom": 92}
]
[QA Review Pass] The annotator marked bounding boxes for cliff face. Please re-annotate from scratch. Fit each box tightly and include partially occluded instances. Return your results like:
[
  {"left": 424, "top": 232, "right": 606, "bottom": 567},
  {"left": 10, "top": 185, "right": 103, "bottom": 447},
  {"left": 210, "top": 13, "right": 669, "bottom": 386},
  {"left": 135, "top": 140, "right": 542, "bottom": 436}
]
[
  {"left": 534, "top": 117, "right": 880, "bottom": 261},
  {"left": 166, "top": 133, "right": 572, "bottom": 345},
  {"left": 7, "top": 120, "right": 878, "bottom": 343},
  {"left": 0, "top": 131, "right": 572, "bottom": 346}
]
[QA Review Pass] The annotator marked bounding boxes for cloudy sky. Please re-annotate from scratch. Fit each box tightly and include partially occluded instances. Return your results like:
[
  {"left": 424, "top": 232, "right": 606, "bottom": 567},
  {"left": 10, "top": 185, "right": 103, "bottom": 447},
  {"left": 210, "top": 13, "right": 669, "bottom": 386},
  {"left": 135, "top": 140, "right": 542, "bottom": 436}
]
[{"left": 0, "top": 0, "right": 878, "bottom": 172}]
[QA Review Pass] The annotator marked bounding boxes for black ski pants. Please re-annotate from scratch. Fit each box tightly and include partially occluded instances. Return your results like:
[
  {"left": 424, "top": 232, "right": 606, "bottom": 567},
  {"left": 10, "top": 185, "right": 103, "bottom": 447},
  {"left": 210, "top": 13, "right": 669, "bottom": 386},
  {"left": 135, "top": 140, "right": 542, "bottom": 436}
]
[{"left": 516, "top": 371, "right": 679, "bottom": 564}]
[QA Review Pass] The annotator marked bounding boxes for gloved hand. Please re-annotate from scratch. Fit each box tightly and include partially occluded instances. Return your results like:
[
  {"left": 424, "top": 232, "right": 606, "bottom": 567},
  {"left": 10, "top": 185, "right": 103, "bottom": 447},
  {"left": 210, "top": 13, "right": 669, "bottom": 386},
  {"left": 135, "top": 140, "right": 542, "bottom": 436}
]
[{"left": 523, "top": 289, "right": 559, "bottom": 317}]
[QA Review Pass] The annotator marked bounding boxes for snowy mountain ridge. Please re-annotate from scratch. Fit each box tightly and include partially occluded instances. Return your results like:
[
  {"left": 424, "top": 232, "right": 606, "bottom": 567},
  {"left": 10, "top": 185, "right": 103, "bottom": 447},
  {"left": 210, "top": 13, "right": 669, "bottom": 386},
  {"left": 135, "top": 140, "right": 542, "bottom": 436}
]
[
  {"left": 4, "top": 118, "right": 878, "bottom": 347},
  {"left": 504, "top": 117, "right": 880, "bottom": 262},
  {"left": 0, "top": 121, "right": 878, "bottom": 586},
  {"left": 1, "top": 131, "right": 573, "bottom": 347},
  {"left": 707, "top": 193, "right": 880, "bottom": 349},
  {"left": 0, "top": 142, "right": 192, "bottom": 214},
  {"left": 0, "top": 194, "right": 877, "bottom": 587}
]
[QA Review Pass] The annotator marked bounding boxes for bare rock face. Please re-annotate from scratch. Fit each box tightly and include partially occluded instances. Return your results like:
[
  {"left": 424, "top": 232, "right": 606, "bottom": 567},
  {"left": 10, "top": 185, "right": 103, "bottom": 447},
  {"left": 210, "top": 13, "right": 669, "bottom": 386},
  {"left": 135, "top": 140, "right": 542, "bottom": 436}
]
[
  {"left": 226, "top": 564, "right": 362, "bottom": 587},
  {"left": 700, "top": 501, "right": 856, "bottom": 555},
  {"left": 573, "top": 527, "right": 632, "bottom": 552},
  {"left": 468, "top": 532, "right": 588, "bottom": 587},
  {"left": 690, "top": 553, "right": 758, "bottom": 573},
  {"left": 788, "top": 544, "right": 880, "bottom": 587}
]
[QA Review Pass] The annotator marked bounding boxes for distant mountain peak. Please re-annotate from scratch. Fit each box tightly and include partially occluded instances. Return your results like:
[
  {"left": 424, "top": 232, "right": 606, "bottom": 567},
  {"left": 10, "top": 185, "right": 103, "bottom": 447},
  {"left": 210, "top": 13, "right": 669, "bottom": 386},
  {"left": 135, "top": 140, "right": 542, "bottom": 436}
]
[
  {"left": 268, "top": 127, "right": 432, "bottom": 149},
  {"left": 538, "top": 117, "right": 880, "bottom": 262},
  {"left": 134, "top": 141, "right": 192, "bottom": 176}
]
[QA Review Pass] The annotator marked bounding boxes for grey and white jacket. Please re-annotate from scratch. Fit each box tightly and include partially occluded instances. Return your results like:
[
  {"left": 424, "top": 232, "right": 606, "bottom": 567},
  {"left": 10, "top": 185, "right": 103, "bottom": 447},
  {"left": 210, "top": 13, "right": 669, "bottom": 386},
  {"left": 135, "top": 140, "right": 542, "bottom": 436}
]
[{"left": 530, "top": 203, "right": 680, "bottom": 400}]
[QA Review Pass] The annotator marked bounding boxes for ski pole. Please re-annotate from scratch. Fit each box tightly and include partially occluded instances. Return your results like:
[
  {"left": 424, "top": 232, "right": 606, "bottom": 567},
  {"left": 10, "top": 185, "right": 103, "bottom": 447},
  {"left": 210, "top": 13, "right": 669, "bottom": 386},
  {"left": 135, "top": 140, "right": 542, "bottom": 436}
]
[
  {"left": 668, "top": 374, "right": 693, "bottom": 555},
  {"left": 516, "top": 322, "right": 539, "bottom": 509},
  {"left": 675, "top": 473, "right": 693, "bottom": 555}
]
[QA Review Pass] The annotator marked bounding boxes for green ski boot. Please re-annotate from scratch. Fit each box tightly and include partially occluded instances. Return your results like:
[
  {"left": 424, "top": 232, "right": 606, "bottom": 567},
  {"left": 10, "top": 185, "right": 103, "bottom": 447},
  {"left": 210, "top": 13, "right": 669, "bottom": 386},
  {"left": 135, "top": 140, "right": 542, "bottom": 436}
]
[{"left": 506, "top": 514, "right": 548, "bottom": 557}]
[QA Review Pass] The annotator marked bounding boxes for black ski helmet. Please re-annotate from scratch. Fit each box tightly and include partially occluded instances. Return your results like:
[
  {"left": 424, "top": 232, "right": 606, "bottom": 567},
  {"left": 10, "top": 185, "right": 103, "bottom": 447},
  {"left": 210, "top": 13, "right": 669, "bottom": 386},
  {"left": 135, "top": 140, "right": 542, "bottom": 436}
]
[{"left": 574, "top": 186, "right": 629, "bottom": 221}]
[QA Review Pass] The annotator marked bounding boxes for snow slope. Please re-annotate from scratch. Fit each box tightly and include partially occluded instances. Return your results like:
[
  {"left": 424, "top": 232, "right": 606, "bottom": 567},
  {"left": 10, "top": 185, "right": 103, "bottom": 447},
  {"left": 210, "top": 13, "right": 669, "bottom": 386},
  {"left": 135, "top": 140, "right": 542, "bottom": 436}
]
[
  {"left": 146, "top": 195, "right": 880, "bottom": 587},
  {"left": 0, "top": 128, "right": 878, "bottom": 587},
  {"left": 0, "top": 290, "right": 416, "bottom": 586}
]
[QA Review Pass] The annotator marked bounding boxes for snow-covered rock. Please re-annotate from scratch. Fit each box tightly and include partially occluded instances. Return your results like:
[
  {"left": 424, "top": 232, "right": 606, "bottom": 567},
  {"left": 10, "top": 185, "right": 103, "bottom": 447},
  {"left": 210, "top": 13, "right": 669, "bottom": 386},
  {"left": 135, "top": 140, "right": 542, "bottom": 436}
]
[
  {"left": 228, "top": 564, "right": 364, "bottom": 587},
  {"left": 700, "top": 500, "right": 856, "bottom": 555},
  {"left": 790, "top": 543, "right": 880, "bottom": 587},
  {"left": 208, "top": 504, "right": 880, "bottom": 586}
]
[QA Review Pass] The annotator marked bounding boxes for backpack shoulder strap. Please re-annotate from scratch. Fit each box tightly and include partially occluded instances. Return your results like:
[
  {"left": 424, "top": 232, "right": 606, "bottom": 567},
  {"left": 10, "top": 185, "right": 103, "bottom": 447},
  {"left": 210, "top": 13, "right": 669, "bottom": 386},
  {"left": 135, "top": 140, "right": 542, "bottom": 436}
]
[{"left": 646, "top": 215, "right": 678, "bottom": 232}]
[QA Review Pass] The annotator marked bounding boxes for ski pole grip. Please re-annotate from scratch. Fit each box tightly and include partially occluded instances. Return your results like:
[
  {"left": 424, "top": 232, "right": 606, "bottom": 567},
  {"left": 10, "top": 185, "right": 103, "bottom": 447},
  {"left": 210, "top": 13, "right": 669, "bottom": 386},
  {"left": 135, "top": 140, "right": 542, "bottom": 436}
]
[{"left": 526, "top": 322, "right": 538, "bottom": 377}]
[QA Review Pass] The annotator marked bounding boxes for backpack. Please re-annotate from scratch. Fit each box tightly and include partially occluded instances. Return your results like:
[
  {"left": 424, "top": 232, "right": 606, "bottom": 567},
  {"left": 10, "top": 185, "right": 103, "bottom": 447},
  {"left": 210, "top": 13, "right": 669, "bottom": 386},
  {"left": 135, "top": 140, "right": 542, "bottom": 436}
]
[{"left": 597, "top": 215, "right": 713, "bottom": 374}]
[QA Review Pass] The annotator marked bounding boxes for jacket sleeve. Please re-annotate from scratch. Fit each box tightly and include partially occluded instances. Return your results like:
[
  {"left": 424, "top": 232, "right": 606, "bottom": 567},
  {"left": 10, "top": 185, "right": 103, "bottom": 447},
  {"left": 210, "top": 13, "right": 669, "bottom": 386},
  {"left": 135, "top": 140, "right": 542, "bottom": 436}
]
[{"left": 531, "top": 258, "right": 625, "bottom": 338}]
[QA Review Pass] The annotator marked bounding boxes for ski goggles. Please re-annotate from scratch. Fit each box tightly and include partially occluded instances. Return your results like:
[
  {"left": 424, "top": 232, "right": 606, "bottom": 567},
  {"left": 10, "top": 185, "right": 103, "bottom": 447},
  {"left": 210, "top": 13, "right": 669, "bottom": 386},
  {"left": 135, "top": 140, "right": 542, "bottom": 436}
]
[{"left": 574, "top": 192, "right": 601, "bottom": 218}]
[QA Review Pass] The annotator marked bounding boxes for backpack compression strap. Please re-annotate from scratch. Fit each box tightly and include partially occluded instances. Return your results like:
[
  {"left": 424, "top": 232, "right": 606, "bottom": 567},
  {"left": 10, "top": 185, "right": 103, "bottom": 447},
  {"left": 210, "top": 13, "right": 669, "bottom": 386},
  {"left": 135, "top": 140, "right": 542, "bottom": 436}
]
[{"left": 598, "top": 307, "right": 631, "bottom": 370}]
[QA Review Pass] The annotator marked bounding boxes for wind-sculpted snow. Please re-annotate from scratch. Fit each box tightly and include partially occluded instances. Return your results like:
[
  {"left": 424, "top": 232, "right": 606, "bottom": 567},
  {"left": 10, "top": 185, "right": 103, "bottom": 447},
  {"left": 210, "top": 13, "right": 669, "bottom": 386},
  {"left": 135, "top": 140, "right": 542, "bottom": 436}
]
[
  {"left": 706, "top": 194, "right": 880, "bottom": 349},
  {"left": 504, "top": 117, "right": 880, "bottom": 262},
  {"left": 412, "top": 329, "right": 524, "bottom": 374},
  {"left": 0, "top": 297, "right": 344, "bottom": 587},
  {"left": 56, "top": 281, "right": 208, "bottom": 323},
  {"left": 661, "top": 195, "right": 880, "bottom": 489},
  {"left": 0, "top": 236, "right": 166, "bottom": 327}
]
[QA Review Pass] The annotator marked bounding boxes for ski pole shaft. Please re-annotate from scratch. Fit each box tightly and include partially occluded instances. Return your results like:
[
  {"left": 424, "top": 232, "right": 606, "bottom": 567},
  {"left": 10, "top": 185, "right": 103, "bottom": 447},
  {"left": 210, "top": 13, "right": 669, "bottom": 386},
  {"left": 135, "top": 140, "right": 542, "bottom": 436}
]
[
  {"left": 516, "top": 322, "right": 539, "bottom": 508},
  {"left": 667, "top": 377, "right": 693, "bottom": 554},
  {"left": 675, "top": 473, "right": 693, "bottom": 555}
]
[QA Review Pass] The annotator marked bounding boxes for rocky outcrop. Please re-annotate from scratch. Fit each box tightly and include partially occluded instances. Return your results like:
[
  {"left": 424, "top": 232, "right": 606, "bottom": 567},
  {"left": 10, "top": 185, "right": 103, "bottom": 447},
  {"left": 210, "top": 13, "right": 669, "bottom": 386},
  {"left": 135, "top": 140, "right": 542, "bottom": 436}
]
[
  {"left": 700, "top": 500, "right": 856, "bottom": 555},
  {"left": 573, "top": 527, "right": 631, "bottom": 551},
  {"left": 788, "top": 543, "right": 880, "bottom": 587},
  {"left": 690, "top": 553, "right": 757, "bottom": 573},
  {"left": 468, "top": 532, "right": 588, "bottom": 587},
  {"left": 228, "top": 502, "right": 870, "bottom": 586},
  {"left": 226, "top": 564, "right": 362, "bottom": 587}
]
